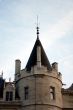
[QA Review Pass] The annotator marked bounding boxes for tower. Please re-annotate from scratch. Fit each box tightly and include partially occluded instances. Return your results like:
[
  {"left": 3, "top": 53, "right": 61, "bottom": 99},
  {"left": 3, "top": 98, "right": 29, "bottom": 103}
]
[{"left": 15, "top": 26, "right": 63, "bottom": 110}]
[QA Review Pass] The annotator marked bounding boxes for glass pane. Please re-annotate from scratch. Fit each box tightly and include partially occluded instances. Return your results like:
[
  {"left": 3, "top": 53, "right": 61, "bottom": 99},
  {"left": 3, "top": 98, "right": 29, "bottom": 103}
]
[
  {"left": 10, "top": 92, "right": 13, "bottom": 101},
  {"left": 6, "top": 92, "right": 9, "bottom": 101}
]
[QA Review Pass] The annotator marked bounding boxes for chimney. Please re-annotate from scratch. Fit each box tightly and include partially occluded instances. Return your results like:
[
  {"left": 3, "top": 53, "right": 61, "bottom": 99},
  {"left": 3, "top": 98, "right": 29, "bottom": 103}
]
[
  {"left": 37, "top": 46, "right": 41, "bottom": 68},
  {"left": 52, "top": 62, "right": 58, "bottom": 71},
  {"left": 15, "top": 59, "right": 21, "bottom": 75}
]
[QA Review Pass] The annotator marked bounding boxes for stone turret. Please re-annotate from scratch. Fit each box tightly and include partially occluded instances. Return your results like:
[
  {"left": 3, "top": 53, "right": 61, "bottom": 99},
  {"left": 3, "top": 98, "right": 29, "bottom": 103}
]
[
  {"left": 14, "top": 36, "right": 63, "bottom": 110},
  {"left": 14, "top": 26, "right": 63, "bottom": 110}
]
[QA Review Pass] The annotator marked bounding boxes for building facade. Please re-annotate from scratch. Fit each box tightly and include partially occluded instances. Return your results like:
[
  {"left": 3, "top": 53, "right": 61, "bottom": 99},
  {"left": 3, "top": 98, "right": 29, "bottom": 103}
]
[{"left": 0, "top": 28, "right": 73, "bottom": 110}]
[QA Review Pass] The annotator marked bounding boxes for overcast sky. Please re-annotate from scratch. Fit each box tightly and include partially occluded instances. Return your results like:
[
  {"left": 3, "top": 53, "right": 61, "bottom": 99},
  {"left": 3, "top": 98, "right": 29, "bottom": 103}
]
[{"left": 0, "top": 0, "right": 73, "bottom": 88}]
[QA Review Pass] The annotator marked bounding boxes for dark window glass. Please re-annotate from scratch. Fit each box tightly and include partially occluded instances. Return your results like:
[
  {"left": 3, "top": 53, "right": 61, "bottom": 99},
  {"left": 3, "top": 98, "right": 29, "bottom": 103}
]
[
  {"left": 6, "top": 91, "right": 13, "bottom": 101},
  {"left": 24, "top": 87, "right": 29, "bottom": 100},
  {"left": 10, "top": 92, "right": 13, "bottom": 101},
  {"left": 6, "top": 92, "right": 9, "bottom": 101}
]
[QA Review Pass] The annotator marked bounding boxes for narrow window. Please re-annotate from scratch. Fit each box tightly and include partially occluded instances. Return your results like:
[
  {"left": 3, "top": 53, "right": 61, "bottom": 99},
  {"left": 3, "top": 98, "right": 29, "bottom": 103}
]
[
  {"left": 10, "top": 91, "right": 13, "bottom": 101},
  {"left": 50, "top": 86, "right": 55, "bottom": 100},
  {"left": 24, "top": 86, "right": 29, "bottom": 100},
  {"left": 6, "top": 91, "right": 13, "bottom": 101},
  {"left": 6, "top": 92, "right": 9, "bottom": 101}
]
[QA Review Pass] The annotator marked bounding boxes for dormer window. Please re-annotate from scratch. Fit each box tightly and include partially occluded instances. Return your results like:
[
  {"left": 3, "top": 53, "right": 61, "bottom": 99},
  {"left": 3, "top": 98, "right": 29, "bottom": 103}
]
[
  {"left": 6, "top": 91, "right": 13, "bottom": 101},
  {"left": 3, "top": 82, "right": 15, "bottom": 101}
]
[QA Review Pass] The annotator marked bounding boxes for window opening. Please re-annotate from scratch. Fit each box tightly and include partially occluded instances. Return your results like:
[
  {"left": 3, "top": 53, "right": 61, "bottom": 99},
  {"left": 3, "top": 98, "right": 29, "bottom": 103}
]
[
  {"left": 24, "top": 86, "right": 29, "bottom": 100},
  {"left": 6, "top": 91, "right": 13, "bottom": 101},
  {"left": 50, "top": 86, "right": 55, "bottom": 100}
]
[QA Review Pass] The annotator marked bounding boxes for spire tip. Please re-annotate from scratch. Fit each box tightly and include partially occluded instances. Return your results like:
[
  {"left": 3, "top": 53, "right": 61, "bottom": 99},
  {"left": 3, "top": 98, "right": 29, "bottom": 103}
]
[{"left": 36, "top": 16, "right": 39, "bottom": 39}]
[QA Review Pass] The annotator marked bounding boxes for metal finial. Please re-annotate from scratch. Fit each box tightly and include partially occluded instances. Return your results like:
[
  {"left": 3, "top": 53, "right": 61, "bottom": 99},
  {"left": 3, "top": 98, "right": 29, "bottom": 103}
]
[
  {"left": 36, "top": 16, "right": 39, "bottom": 39},
  {"left": 2, "top": 70, "right": 3, "bottom": 77}
]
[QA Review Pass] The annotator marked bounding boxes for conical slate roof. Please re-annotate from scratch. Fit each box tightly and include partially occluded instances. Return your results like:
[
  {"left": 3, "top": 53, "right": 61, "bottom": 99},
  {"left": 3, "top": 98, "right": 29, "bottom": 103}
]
[{"left": 25, "top": 38, "right": 51, "bottom": 71}]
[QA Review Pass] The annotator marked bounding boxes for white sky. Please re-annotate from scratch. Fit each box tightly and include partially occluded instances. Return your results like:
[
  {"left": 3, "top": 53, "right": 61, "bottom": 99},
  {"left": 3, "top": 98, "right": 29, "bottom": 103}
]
[{"left": 0, "top": 0, "right": 73, "bottom": 88}]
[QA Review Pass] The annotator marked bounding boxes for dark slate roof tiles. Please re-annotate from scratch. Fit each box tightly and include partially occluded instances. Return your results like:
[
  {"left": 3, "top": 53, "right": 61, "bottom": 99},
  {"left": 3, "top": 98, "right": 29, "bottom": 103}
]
[{"left": 25, "top": 38, "right": 52, "bottom": 71}]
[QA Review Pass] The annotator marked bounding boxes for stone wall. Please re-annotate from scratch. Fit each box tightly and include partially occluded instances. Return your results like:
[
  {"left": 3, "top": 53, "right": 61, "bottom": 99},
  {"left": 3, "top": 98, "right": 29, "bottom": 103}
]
[{"left": 16, "top": 65, "right": 62, "bottom": 110}]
